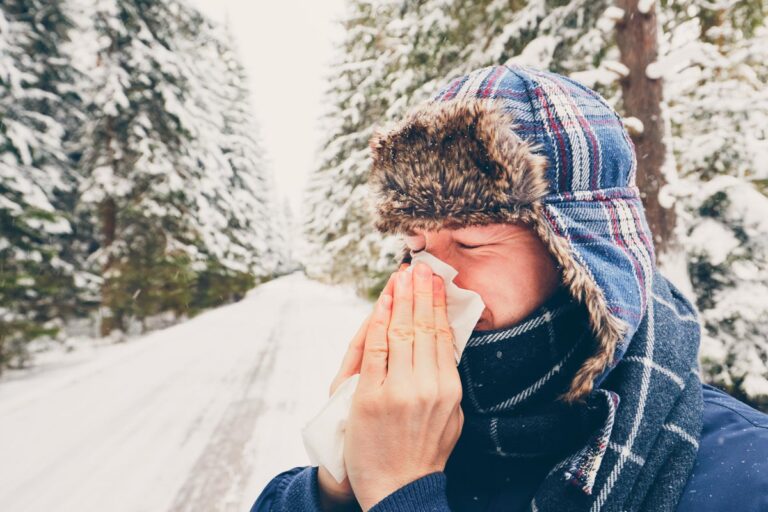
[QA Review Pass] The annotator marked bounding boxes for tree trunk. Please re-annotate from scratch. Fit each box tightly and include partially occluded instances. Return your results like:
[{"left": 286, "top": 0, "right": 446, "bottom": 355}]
[
  {"left": 98, "top": 110, "right": 122, "bottom": 338},
  {"left": 99, "top": 195, "right": 117, "bottom": 337},
  {"left": 616, "top": 0, "right": 676, "bottom": 262}
]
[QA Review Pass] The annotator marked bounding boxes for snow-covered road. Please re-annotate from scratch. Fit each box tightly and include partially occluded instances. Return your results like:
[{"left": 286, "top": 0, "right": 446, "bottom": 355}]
[{"left": 0, "top": 272, "right": 370, "bottom": 512}]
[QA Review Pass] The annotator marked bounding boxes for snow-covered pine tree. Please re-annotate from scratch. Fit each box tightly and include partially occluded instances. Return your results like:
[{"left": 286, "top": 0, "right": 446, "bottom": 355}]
[
  {"left": 276, "top": 197, "right": 301, "bottom": 274},
  {"left": 0, "top": 0, "right": 84, "bottom": 368},
  {"left": 657, "top": 0, "right": 768, "bottom": 407},
  {"left": 74, "top": 0, "right": 283, "bottom": 337},
  {"left": 73, "top": 0, "right": 203, "bottom": 337},
  {"left": 302, "top": 0, "right": 404, "bottom": 296},
  {"left": 1, "top": 0, "right": 282, "bottom": 366},
  {"left": 170, "top": 16, "right": 286, "bottom": 307},
  {"left": 213, "top": 26, "right": 288, "bottom": 280}
]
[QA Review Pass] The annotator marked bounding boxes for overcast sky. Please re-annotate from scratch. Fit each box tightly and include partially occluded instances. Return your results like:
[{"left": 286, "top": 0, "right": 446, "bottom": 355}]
[{"left": 189, "top": 0, "right": 345, "bottom": 218}]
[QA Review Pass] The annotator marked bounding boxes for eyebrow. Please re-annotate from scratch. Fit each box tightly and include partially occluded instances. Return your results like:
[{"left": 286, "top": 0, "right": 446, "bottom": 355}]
[{"left": 454, "top": 229, "right": 494, "bottom": 240}]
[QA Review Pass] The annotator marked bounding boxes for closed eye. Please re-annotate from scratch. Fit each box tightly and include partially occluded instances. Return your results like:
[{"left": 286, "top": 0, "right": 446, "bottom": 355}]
[{"left": 411, "top": 243, "right": 486, "bottom": 253}]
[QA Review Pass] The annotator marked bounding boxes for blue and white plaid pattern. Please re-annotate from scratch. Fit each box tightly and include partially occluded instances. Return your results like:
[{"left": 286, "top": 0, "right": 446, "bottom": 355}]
[
  {"left": 432, "top": 66, "right": 701, "bottom": 512},
  {"left": 433, "top": 65, "right": 654, "bottom": 387}
]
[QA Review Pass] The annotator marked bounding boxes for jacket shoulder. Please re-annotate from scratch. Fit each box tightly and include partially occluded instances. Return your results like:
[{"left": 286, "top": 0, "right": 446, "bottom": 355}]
[
  {"left": 677, "top": 384, "right": 768, "bottom": 511},
  {"left": 700, "top": 383, "right": 768, "bottom": 428},
  {"left": 249, "top": 466, "right": 317, "bottom": 512}
]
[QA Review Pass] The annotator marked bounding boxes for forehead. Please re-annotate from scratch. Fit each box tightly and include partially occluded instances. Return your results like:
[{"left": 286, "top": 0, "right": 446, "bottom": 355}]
[{"left": 406, "top": 223, "right": 526, "bottom": 237}]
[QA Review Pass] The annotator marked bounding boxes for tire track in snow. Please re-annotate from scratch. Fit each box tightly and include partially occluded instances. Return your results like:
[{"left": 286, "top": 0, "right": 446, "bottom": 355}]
[{"left": 168, "top": 302, "right": 287, "bottom": 512}]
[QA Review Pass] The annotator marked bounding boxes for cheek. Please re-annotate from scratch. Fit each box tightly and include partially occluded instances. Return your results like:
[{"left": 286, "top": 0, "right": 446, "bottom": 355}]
[
  {"left": 465, "top": 253, "right": 560, "bottom": 329},
  {"left": 483, "top": 275, "right": 532, "bottom": 326},
  {"left": 460, "top": 260, "right": 528, "bottom": 323}
]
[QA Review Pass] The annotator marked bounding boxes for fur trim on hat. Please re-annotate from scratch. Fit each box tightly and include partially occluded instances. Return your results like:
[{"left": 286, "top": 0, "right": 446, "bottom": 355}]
[
  {"left": 368, "top": 100, "right": 549, "bottom": 233},
  {"left": 368, "top": 99, "right": 627, "bottom": 403}
]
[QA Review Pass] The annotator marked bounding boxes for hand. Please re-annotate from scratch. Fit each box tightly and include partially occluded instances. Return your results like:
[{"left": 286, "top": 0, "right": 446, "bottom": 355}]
[
  {"left": 344, "top": 262, "right": 464, "bottom": 511},
  {"left": 317, "top": 266, "right": 406, "bottom": 510}
]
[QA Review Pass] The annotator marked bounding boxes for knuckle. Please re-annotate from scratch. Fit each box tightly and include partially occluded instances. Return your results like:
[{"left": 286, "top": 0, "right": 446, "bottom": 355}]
[
  {"left": 370, "top": 315, "right": 389, "bottom": 329},
  {"left": 388, "top": 325, "right": 411, "bottom": 340},
  {"left": 415, "top": 382, "right": 439, "bottom": 405},
  {"left": 413, "top": 288, "right": 432, "bottom": 300},
  {"left": 387, "top": 388, "right": 412, "bottom": 409},
  {"left": 449, "top": 381, "right": 464, "bottom": 403},
  {"left": 440, "top": 379, "right": 463, "bottom": 405},
  {"left": 364, "top": 343, "right": 388, "bottom": 360},
  {"left": 436, "top": 326, "right": 453, "bottom": 341},
  {"left": 355, "top": 394, "right": 379, "bottom": 415},
  {"left": 413, "top": 320, "right": 435, "bottom": 334}
]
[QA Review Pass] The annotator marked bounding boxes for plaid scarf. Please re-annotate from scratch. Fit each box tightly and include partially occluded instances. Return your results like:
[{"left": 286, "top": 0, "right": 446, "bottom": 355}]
[{"left": 446, "top": 271, "right": 703, "bottom": 511}]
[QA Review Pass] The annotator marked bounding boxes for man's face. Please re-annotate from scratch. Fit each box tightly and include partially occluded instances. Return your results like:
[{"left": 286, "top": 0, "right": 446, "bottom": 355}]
[{"left": 404, "top": 223, "right": 561, "bottom": 331}]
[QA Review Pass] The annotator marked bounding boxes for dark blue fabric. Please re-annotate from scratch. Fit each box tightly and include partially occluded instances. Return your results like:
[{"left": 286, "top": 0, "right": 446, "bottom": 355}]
[
  {"left": 250, "top": 385, "right": 768, "bottom": 512},
  {"left": 677, "top": 384, "right": 768, "bottom": 511}
]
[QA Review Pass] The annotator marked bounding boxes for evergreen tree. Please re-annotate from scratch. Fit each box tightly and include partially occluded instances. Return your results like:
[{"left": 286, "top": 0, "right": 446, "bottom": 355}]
[
  {"left": 172, "top": 17, "right": 286, "bottom": 306},
  {"left": 303, "top": 0, "right": 402, "bottom": 295},
  {"left": 0, "top": 0, "right": 83, "bottom": 367},
  {"left": 276, "top": 197, "right": 300, "bottom": 274},
  {"left": 658, "top": 0, "right": 768, "bottom": 405},
  {"left": 212, "top": 26, "right": 286, "bottom": 279},
  {"left": 75, "top": 0, "right": 283, "bottom": 336},
  {"left": 74, "top": 0, "right": 201, "bottom": 336},
  {"left": 0, "top": 0, "right": 283, "bottom": 370}
]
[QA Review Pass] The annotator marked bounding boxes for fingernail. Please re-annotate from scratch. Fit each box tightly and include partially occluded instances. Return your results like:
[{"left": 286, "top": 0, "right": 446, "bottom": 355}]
[
  {"left": 398, "top": 270, "right": 410, "bottom": 285},
  {"left": 381, "top": 294, "right": 392, "bottom": 308}
]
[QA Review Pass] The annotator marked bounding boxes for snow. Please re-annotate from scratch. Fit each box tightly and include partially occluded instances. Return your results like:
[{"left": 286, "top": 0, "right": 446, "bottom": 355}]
[
  {"left": 742, "top": 374, "right": 768, "bottom": 399},
  {"left": 688, "top": 218, "right": 739, "bottom": 266},
  {"left": 602, "top": 6, "right": 625, "bottom": 24},
  {"left": 602, "top": 60, "right": 630, "bottom": 78},
  {"left": 622, "top": 116, "right": 644, "bottom": 136},
  {"left": 0, "top": 272, "right": 371, "bottom": 512},
  {"left": 645, "top": 61, "right": 663, "bottom": 80},
  {"left": 637, "top": 0, "right": 655, "bottom": 15},
  {"left": 506, "top": 35, "right": 559, "bottom": 68}
]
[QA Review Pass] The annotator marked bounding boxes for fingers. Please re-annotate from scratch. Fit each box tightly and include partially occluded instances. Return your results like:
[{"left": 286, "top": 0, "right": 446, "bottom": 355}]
[
  {"left": 412, "top": 262, "right": 438, "bottom": 381},
  {"left": 335, "top": 273, "right": 396, "bottom": 394},
  {"left": 433, "top": 275, "right": 457, "bottom": 371},
  {"left": 433, "top": 275, "right": 463, "bottom": 416},
  {"left": 358, "top": 278, "right": 394, "bottom": 389},
  {"left": 386, "top": 270, "right": 414, "bottom": 383}
]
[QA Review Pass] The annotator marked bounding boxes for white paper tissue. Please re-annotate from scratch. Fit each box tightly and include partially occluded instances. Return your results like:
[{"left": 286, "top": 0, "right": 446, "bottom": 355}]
[{"left": 300, "top": 251, "right": 485, "bottom": 483}]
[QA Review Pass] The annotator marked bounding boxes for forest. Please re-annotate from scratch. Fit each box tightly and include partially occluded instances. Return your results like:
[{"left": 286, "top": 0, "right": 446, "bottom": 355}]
[{"left": 2, "top": 0, "right": 767, "bottom": 411}]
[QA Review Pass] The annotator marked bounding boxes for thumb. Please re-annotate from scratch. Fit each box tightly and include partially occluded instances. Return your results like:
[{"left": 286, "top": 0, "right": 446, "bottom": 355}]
[
  {"left": 330, "top": 312, "right": 370, "bottom": 396},
  {"left": 330, "top": 272, "right": 397, "bottom": 395}
]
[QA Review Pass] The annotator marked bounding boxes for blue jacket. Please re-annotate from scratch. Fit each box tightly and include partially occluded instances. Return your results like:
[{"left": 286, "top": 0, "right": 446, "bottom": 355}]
[{"left": 250, "top": 383, "right": 768, "bottom": 511}]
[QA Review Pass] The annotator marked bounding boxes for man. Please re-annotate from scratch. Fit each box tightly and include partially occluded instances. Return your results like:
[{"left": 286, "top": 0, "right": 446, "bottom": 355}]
[{"left": 251, "top": 65, "right": 768, "bottom": 511}]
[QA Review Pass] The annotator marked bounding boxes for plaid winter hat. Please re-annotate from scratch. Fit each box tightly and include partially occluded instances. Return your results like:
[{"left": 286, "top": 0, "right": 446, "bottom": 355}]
[{"left": 367, "top": 64, "right": 657, "bottom": 403}]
